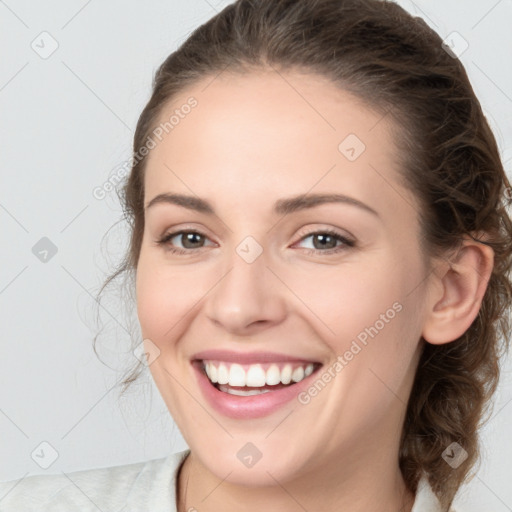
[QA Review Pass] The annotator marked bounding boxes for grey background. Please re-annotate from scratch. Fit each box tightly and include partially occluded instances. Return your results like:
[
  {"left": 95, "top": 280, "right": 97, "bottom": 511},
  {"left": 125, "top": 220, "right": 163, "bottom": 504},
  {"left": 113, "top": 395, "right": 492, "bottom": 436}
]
[{"left": 1, "top": 0, "right": 511, "bottom": 510}]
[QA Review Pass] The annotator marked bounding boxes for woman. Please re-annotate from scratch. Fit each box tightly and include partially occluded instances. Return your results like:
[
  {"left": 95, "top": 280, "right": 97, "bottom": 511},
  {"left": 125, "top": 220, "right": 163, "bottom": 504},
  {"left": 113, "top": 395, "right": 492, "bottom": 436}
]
[{"left": 1, "top": 0, "right": 511, "bottom": 511}]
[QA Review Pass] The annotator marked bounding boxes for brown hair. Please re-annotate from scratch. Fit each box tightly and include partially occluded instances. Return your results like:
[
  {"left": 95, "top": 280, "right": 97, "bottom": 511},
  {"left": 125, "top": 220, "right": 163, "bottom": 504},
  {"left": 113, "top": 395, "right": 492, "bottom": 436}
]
[{"left": 95, "top": 0, "right": 512, "bottom": 508}]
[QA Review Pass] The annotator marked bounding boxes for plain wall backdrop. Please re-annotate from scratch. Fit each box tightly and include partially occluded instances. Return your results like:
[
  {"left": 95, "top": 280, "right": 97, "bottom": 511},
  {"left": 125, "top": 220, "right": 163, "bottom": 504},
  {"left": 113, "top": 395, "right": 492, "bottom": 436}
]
[{"left": 1, "top": 0, "right": 511, "bottom": 510}]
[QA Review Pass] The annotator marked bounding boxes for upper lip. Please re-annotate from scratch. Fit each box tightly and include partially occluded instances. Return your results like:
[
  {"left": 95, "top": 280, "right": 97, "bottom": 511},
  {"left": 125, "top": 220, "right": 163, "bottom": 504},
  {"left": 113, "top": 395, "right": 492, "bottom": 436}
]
[{"left": 192, "top": 349, "right": 321, "bottom": 365}]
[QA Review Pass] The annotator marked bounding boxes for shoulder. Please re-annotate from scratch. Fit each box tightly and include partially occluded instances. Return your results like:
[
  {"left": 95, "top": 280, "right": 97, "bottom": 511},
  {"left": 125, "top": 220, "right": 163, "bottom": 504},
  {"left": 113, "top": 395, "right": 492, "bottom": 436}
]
[
  {"left": 412, "top": 475, "right": 460, "bottom": 512},
  {"left": 0, "top": 449, "right": 190, "bottom": 512}
]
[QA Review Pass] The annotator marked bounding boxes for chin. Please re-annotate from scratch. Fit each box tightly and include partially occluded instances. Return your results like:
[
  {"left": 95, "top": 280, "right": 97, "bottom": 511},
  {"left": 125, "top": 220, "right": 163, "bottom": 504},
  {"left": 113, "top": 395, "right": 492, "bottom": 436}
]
[{"left": 197, "top": 443, "right": 307, "bottom": 487}]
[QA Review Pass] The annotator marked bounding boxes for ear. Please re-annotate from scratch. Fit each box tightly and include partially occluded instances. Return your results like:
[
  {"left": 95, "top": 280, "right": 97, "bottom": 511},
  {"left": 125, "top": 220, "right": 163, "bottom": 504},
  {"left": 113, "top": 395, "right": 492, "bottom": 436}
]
[{"left": 422, "top": 233, "right": 494, "bottom": 345}]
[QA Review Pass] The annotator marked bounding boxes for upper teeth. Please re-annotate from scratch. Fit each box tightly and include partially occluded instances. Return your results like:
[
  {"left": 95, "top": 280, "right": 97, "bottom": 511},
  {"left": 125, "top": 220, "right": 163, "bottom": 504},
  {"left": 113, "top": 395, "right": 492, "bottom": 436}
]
[{"left": 203, "top": 361, "right": 315, "bottom": 387}]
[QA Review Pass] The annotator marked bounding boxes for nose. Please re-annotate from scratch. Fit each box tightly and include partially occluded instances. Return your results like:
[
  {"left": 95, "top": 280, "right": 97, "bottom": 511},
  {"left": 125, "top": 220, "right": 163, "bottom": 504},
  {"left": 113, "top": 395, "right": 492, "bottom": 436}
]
[{"left": 204, "top": 245, "right": 287, "bottom": 335}]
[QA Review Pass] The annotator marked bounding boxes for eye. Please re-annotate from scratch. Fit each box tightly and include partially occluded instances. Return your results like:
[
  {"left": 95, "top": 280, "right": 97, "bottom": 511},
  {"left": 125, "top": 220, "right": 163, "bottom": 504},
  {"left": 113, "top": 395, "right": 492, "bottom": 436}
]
[
  {"left": 156, "top": 228, "right": 356, "bottom": 256},
  {"left": 156, "top": 230, "right": 215, "bottom": 255},
  {"left": 294, "top": 229, "right": 355, "bottom": 255}
]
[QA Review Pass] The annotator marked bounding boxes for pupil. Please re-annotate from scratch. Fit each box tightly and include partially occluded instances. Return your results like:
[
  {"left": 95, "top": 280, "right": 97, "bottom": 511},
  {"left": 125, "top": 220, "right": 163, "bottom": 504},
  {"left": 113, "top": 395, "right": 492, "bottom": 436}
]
[
  {"left": 314, "top": 234, "right": 335, "bottom": 249},
  {"left": 183, "top": 232, "right": 203, "bottom": 248}
]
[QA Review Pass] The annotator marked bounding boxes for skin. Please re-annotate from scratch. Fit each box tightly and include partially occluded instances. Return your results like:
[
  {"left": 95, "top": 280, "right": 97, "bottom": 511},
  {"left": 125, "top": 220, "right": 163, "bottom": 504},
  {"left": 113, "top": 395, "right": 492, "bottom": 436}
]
[{"left": 135, "top": 69, "right": 494, "bottom": 512}]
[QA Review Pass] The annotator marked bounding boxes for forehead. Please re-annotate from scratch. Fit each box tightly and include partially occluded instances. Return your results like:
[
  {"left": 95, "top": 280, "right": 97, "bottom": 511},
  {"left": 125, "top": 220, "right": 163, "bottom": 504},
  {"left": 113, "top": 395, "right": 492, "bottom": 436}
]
[{"left": 143, "top": 69, "right": 418, "bottom": 224}]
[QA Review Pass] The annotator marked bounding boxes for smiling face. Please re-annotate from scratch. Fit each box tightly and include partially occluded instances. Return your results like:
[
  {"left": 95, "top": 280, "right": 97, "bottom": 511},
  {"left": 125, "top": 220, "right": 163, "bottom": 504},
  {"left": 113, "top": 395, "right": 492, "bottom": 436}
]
[{"left": 135, "top": 69, "right": 431, "bottom": 489}]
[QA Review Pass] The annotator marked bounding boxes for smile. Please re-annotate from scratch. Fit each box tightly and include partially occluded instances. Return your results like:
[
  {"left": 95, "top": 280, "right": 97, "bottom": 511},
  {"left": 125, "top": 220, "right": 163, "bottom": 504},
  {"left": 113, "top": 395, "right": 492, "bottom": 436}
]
[
  {"left": 202, "top": 360, "right": 318, "bottom": 389},
  {"left": 191, "top": 358, "right": 323, "bottom": 419}
]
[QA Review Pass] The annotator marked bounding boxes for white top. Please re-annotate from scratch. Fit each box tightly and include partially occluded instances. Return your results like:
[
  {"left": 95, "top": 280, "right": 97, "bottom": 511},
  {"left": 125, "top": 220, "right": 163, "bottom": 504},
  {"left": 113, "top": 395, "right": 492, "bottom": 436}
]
[{"left": 0, "top": 449, "right": 453, "bottom": 511}]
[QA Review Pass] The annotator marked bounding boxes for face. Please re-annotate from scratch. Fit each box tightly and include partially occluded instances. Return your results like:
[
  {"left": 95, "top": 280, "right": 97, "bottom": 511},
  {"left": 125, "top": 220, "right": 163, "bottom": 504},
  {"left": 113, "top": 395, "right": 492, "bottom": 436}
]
[{"left": 136, "top": 69, "right": 430, "bottom": 486}]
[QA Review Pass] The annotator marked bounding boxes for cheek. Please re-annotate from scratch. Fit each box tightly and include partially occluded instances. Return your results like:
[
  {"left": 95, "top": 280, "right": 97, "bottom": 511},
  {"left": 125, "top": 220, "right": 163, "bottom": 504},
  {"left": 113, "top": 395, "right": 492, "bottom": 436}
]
[
  {"left": 292, "top": 251, "right": 421, "bottom": 374},
  {"left": 135, "top": 256, "right": 206, "bottom": 342},
  {"left": 325, "top": 253, "right": 424, "bottom": 400},
  {"left": 285, "top": 255, "right": 406, "bottom": 343}
]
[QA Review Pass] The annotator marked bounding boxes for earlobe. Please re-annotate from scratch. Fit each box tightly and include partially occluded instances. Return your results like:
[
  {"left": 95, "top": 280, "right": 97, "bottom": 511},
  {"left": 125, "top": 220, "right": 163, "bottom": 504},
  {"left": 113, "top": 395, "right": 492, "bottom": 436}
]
[{"left": 422, "top": 236, "right": 494, "bottom": 345}]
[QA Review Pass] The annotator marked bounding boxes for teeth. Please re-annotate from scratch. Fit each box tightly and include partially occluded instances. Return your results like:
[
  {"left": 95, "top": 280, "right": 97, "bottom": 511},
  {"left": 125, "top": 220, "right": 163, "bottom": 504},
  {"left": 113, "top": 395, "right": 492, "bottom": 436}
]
[
  {"left": 266, "top": 364, "right": 281, "bottom": 385},
  {"left": 217, "top": 363, "right": 229, "bottom": 385},
  {"left": 281, "top": 364, "right": 292, "bottom": 384},
  {"left": 204, "top": 361, "right": 316, "bottom": 388},
  {"left": 217, "top": 384, "right": 272, "bottom": 396},
  {"left": 291, "top": 366, "right": 304, "bottom": 382},
  {"left": 246, "top": 364, "right": 266, "bottom": 387},
  {"left": 229, "top": 364, "right": 246, "bottom": 386}
]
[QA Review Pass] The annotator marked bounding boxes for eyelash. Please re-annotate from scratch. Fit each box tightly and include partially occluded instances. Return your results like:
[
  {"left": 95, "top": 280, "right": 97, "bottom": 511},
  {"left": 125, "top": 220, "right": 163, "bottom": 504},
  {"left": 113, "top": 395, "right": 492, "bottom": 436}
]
[{"left": 155, "top": 228, "right": 356, "bottom": 256}]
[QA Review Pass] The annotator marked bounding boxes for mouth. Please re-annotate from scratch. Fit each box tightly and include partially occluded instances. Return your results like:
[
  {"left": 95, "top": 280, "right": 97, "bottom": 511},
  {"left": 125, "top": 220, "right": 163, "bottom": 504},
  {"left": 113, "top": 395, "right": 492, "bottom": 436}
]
[
  {"left": 194, "top": 359, "right": 323, "bottom": 395},
  {"left": 191, "top": 357, "right": 324, "bottom": 419}
]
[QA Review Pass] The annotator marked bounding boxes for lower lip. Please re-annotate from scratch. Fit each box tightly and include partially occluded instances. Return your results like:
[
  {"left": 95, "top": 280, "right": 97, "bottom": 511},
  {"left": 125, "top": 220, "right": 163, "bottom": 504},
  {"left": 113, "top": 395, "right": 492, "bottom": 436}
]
[{"left": 192, "top": 361, "right": 322, "bottom": 419}]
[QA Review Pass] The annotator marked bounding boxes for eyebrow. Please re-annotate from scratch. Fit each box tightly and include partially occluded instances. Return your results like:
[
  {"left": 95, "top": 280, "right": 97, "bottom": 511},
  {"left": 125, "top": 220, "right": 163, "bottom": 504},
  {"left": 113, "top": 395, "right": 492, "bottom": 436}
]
[{"left": 145, "top": 192, "right": 380, "bottom": 218}]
